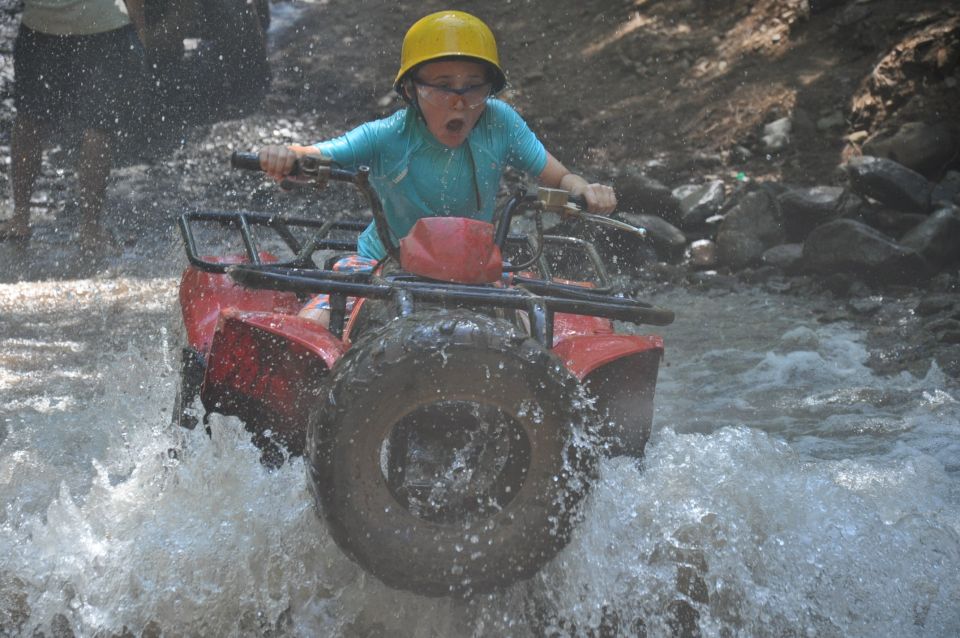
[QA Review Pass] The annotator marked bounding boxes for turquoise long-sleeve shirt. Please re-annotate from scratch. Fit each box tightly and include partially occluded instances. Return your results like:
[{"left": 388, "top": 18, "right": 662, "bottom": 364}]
[{"left": 314, "top": 99, "right": 548, "bottom": 260}]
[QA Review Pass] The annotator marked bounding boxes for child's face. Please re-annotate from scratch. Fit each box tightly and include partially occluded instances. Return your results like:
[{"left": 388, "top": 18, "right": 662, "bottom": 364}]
[{"left": 412, "top": 60, "right": 491, "bottom": 148}]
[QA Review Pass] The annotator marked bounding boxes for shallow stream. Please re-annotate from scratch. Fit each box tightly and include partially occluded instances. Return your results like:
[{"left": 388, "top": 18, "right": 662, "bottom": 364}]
[{"left": 1, "top": 278, "right": 957, "bottom": 637}]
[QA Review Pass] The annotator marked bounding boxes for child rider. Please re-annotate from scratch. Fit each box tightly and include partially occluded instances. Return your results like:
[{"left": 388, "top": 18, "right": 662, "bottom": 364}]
[{"left": 257, "top": 10, "right": 617, "bottom": 325}]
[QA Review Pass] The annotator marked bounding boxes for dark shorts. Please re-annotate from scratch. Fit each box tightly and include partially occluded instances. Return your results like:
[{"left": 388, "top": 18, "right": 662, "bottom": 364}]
[{"left": 13, "top": 23, "right": 142, "bottom": 133}]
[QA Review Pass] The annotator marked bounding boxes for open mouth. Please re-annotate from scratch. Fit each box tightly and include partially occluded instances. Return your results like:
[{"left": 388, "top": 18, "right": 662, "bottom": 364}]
[{"left": 445, "top": 119, "right": 466, "bottom": 134}]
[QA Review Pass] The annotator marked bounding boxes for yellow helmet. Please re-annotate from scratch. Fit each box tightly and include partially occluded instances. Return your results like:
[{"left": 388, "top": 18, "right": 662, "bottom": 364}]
[{"left": 394, "top": 11, "right": 506, "bottom": 93}]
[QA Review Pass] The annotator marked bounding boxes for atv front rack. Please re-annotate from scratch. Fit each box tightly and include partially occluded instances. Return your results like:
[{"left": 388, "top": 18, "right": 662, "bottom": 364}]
[
  {"left": 179, "top": 209, "right": 367, "bottom": 273},
  {"left": 227, "top": 263, "right": 674, "bottom": 345},
  {"left": 179, "top": 209, "right": 615, "bottom": 292}
]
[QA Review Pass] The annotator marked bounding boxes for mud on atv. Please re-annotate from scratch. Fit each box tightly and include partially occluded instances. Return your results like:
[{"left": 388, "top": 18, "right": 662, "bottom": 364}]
[{"left": 174, "top": 152, "right": 673, "bottom": 596}]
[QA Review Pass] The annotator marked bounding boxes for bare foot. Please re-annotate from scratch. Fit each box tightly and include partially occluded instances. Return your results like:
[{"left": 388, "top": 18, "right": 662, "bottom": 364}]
[{"left": 0, "top": 219, "right": 31, "bottom": 241}]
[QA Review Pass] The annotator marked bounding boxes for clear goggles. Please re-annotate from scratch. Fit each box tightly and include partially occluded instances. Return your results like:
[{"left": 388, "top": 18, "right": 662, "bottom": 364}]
[{"left": 413, "top": 78, "right": 492, "bottom": 109}]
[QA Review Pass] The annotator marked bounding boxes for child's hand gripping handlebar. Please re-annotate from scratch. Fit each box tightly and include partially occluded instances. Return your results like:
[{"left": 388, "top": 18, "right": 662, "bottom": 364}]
[{"left": 537, "top": 187, "right": 646, "bottom": 238}]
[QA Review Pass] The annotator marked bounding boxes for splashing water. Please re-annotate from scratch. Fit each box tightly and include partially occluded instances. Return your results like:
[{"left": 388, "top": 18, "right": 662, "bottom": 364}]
[{"left": 1, "top": 283, "right": 958, "bottom": 636}]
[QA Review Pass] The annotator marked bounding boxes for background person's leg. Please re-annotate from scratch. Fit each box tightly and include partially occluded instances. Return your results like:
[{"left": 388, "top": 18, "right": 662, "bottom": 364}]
[
  {"left": 75, "top": 127, "right": 114, "bottom": 250},
  {"left": 0, "top": 113, "right": 44, "bottom": 240}
]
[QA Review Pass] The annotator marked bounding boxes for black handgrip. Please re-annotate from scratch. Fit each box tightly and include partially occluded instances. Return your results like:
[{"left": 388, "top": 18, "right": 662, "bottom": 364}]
[
  {"left": 569, "top": 195, "right": 588, "bottom": 209},
  {"left": 231, "top": 151, "right": 304, "bottom": 176},
  {"left": 231, "top": 151, "right": 263, "bottom": 171}
]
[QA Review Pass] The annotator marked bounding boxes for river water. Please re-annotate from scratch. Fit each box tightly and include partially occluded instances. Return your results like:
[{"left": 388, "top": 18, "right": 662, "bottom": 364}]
[{"left": 1, "top": 272, "right": 957, "bottom": 637}]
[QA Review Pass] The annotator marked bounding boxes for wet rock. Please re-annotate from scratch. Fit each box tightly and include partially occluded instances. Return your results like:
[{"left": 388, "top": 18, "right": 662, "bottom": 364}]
[
  {"left": 802, "top": 218, "right": 933, "bottom": 285},
  {"left": 730, "top": 145, "right": 753, "bottom": 162},
  {"left": 938, "top": 329, "right": 960, "bottom": 344},
  {"left": 762, "top": 117, "right": 792, "bottom": 152},
  {"left": 762, "top": 243, "right": 804, "bottom": 273},
  {"left": 862, "top": 122, "right": 957, "bottom": 178},
  {"left": 778, "top": 185, "right": 863, "bottom": 241},
  {"left": 676, "top": 180, "right": 725, "bottom": 229},
  {"left": 738, "top": 265, "right": 780, "bottom": 284},
  {"left": 666, "top": 599, "right": 701, "bottom": 638},
  {"left": 688, "top": 238, "right": 717, "bottom": 268},
  {"left": 932, "top": 170, "right": 960, "bottom": 206},
  {"left": 849, "top": 296, "right": 884, "bottom": 316},
  {"left": 672, "top": 184, "right": 699, "bottom": 202},
  {"left": 51, "top": 613, "right": 74, "bottom": 638},
  {"left": 614, "top": 211, "right": 686, "bottom": 261},
  {"left": 915, "top": 293, "right": 957, "bottom": 316},
  {"left": 925, "top": 317, "right": 960, "bottom": 336},
  {"left": 816, "top": 294, "right": 857, "bottom": 323},
  {"left": 861, "top": 207, "right": 930, "bottom": 239},
  {"left": 866, "top": 338, "right": 933, "bottom": 377},
  {"left": 614, "top": 171, "right": 682, "bottom": 224},
  {"left": 899, "top": 206, "right": 960, "bottom": 268},
  {"left": 716, "top": 190, "right": 784, "bottom": 270},
  {"left": 676, "top": 563, "right": 709, "bottom": 604},
  {"left": 686, "top": 270, "right": 739, "bottom": 292},
  {"left": 690, "top": 151, "right": 723, "bottom": 168},
  {"left": 934, "top": 344, "right": 960, "bottom": 377},
  {"left": 841, "top": 155, "right": 932, "bottom": 213},
  {"left": 930, "top": 272, "right": 960, "bottom": 293}
]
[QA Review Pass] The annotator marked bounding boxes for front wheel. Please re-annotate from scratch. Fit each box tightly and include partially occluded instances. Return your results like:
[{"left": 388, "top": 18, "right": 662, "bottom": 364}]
[{"left": 307, "top": 310, "right": 598, "bottom": 596}]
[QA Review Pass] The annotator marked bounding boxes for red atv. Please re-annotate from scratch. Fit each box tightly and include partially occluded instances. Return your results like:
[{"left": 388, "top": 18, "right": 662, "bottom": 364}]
[{"left": 174, "top": 152, "right": 673, "bottom": 596}]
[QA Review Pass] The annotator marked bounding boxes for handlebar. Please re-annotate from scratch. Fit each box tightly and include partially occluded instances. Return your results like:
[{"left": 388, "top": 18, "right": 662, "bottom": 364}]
[
  {"left": 229, "top": 153, "right": 645, "bottom": 265},
  {"left": 230, "top": 150, "right": 401, "bottom": 261},
  {"left": 231, "top": 150, "right": 310, "bottom": 178},
  {"left": 230, "top": 151, "right": 264, "bottom": 172}
]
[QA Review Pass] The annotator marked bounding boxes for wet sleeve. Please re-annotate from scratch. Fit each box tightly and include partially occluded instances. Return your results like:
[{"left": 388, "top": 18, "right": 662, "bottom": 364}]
[
  {"left": 503, "top": 104, "right": 548, "bottom": 177},
  {"left": 312, "top": 121, "right": 379, "bottom": 169}
]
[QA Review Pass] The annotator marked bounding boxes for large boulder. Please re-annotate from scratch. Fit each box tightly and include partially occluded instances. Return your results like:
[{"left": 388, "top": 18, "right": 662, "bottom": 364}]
[
  {"left": 778, "top": 185, "right": 863, "bottom": 241},
  {"left": 899, "top": 206, "right": 960, "bottom": 268},
  {"left": 614, "top": 172, "right": 682, "bottom": 225},
  {"left": 716, "top": 190, "right": 785, "bottom": 270},
  {"left": 802, "top": 219, "right": 932, "bottom": 285},
  {"left": 613, "top": 212, "right": 687, "bottom": 262},
  {"left": 932, "top": 171, "right": 960, "bottom": 207},
  {"left": 762, "top": 243, "right": 804, "bottom": 273},
  {"left": 860, "top": 207, "right": 930, "bottom": 239},
  {"left": 676, "top": 180, "right": 726, "bottom": 230},
  {"left": 841, "top": 155, "right": 932, "bottom": 213},
  {"left": 862, "top": 122, "right": 958, "bottom": 178}
]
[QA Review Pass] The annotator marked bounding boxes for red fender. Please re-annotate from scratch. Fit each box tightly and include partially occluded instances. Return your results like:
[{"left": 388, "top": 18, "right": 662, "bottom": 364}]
[
  {"left": 553, "top": 333, "right": 664, "bottom": 457},
  {"left": 552, "top": 333, "right": 663, "bottom": 381},
  {"left": 179, "top": 256, "right": 302, "bottom": 355},
  {"left": 201, "top": 309, "right": 346, "bottom": 453},
  {"left": 552, "top": 312, "right": 615, "bottom": 344}
]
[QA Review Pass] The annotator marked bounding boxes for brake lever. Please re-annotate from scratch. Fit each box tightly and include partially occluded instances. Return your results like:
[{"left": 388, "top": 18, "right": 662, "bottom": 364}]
[
  {"left": 572, "top": 208, "right": 647, "bottom": 238},
  {"left": 536, "top": 187, "right": 647, "bottom": 238}
]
